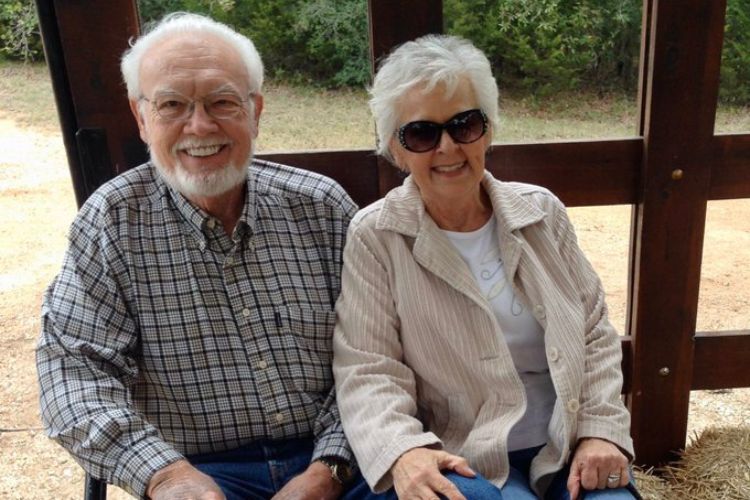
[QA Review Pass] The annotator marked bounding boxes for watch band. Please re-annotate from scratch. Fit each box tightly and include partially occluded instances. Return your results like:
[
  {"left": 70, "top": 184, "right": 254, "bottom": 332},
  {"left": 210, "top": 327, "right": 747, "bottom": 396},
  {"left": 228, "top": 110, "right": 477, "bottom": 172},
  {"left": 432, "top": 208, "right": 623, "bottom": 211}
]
[{"left": 317, "top": 457, "right": 354, "bottom": 485}]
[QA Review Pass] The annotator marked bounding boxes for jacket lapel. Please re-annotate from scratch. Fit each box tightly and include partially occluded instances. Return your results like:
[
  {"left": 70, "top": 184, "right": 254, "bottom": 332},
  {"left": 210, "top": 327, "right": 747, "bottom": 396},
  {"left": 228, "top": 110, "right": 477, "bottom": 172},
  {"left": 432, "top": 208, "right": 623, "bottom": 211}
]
[{"left": 377, "top": 173, "right": 546, "bottom": 312}]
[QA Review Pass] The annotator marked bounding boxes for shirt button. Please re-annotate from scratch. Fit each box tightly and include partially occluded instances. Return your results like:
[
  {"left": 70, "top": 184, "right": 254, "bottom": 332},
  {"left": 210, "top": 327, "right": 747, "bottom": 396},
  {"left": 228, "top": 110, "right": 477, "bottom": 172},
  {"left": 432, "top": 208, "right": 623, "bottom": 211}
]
[
  {"left": 258, "top": 360, "right": 268, "bottom": 369},
  {"left": 242, "top": 308, "right": 251, "bottom": 317},
  {"left": 567, "top": 399, "right": 580, "bottom": 413},
  {"left": 198, "top": 241, "right": 206, "bottom": 251},
  {"left": 549, "top": 347, "right": 560, "bottom": 362},
  {"left": 225, "top": 256, "right": 234, "bottom": 266},
  {"left": 206, "top": 219, "right": 216, "bottom": 229},
  {"left": 275, "top": 413, "right": 285, "bottom": 424},
  {"left": 534, "top": 304, "right": 546, "bottom": 319}
]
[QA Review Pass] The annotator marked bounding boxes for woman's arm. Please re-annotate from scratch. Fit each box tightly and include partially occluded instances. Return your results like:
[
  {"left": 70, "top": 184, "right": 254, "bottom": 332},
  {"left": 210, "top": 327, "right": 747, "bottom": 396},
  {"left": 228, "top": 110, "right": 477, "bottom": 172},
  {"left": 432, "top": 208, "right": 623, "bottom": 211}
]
[{"left": 332, "top": 218, "right": 443, "bottom": 492}]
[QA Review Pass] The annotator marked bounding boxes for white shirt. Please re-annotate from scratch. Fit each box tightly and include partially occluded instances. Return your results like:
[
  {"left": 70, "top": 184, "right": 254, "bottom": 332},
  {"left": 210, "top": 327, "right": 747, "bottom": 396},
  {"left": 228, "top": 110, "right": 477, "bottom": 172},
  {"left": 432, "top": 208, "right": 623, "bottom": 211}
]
[{"left": 443, "top": 215, "right": 556, "bottom": 451}]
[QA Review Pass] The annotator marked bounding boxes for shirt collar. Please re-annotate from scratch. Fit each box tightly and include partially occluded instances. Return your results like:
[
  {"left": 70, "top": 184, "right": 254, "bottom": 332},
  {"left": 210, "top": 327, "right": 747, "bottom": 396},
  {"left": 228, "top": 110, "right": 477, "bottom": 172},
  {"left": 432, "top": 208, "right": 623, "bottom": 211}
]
[
  {"left": 155, "top": 162, "right": 257, "bottom": 245},
  {"left": 376, "top": 170, "right": 545, "bottom": 237}
]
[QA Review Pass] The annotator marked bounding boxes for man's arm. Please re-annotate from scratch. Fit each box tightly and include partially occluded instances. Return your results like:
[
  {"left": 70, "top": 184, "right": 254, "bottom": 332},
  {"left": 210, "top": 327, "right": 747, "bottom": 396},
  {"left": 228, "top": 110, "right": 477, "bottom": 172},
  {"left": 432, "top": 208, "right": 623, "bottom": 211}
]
[{"left": 36, "top": 205, "right": 183, "bottom": 497}]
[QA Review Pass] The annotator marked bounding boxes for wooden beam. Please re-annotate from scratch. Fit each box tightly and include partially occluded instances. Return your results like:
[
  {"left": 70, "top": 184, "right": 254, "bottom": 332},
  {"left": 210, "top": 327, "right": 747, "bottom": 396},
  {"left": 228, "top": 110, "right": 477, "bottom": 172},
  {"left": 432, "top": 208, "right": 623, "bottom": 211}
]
[
  {"left": 627, "top": 0, "right": 727, "bottom": 466},
  {"left": 710, "top": 134, "right": 750, "bottom": 200},
  {"left": 267, "top": 138, "right": 642, "bottom": 208},
  {"left": 692, "top": 331, "right": 750, "bottom": 390},
  {"left": 486, "top": 139, "right": 642, "bottom": 206},
  {"left": 256, "top": 149, "right": 381, "bottom": 208}
]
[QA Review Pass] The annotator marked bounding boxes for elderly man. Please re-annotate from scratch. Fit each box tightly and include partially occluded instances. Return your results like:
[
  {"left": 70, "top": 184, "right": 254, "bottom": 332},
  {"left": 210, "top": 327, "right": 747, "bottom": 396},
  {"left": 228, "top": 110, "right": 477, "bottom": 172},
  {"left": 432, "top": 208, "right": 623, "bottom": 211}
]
[{"left": 37, "top": 13, "right": 382, "bottom": 500}]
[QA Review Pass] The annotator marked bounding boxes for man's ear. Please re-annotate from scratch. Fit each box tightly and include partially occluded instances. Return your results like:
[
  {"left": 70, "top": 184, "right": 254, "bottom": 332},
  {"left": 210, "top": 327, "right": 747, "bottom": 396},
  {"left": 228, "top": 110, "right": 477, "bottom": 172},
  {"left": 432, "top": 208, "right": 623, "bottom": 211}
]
[
  {"left": 129, "top": 98, "right": 149, "bottom": 144},
  {"left": 251, "top": 93, "right": 264, "bottom": 138}
]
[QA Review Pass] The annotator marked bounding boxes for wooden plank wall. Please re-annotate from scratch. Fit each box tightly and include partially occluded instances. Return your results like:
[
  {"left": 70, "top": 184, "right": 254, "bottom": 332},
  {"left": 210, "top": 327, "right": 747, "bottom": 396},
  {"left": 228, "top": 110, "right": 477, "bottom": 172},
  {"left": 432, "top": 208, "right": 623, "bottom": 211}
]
[{"left": 35, "top": 0, "right": 750, "bottom": 468}]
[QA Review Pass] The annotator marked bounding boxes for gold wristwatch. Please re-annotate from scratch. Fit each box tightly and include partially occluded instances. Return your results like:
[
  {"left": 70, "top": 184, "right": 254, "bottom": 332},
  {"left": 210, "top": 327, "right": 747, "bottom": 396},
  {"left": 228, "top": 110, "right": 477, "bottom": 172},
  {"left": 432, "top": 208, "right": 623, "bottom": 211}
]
[{"left": 316, "top": 457, "right": 354, "bottom": 486}]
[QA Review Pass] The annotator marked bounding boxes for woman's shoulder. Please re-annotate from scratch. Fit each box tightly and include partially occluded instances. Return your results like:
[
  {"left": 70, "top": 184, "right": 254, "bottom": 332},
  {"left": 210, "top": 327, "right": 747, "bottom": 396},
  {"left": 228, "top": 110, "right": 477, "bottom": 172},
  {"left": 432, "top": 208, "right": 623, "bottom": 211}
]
[
  {"left": 350, "top": 198, "right": 387, "bottom": 229},
  {"left": 493, "top": 180, "right": 567, "bottom": 215}
]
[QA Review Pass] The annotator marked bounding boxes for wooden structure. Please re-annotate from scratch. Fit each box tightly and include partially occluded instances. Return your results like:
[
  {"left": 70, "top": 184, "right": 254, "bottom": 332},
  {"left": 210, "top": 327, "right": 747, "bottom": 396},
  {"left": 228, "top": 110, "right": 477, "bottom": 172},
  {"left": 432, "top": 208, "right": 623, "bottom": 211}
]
[{"left": 34, "top": 0, "right": 750, "bottom": 495}]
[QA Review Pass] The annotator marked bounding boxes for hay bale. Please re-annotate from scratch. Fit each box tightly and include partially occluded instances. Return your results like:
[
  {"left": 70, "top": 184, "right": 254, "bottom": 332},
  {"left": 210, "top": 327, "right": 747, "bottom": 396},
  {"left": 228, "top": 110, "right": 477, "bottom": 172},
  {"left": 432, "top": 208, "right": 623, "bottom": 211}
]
[
  {"left": 631, "top": 426, "right": 750, "bottom": 500},
  {"left": 633, "top": 466, "right": 671, "bottom": 500},
  {"left": 662, "top": 425, "right": 750, "bottom": 499}
]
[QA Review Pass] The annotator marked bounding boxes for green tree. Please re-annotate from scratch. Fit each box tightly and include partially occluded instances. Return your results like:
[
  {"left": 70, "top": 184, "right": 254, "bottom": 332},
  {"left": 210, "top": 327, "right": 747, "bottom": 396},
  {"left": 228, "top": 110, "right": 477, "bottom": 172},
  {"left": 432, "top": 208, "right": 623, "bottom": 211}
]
[
  {"left": 295, "top": 0, "right": 370, "bottom": 87},
  {"left": 721, "top": 0, "right": 750, "bottom": 104},
  {"left": 445, "top": 0, "right": 641, "bottom": 95},
  {"left": 0, "top": 0, "right": 43, "bottom": 62}
]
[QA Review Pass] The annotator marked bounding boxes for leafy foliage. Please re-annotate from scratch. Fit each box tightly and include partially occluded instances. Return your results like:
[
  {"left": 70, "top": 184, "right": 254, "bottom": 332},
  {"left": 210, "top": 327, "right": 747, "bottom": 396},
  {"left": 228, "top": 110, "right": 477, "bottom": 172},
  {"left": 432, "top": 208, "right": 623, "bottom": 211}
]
[
  {"left": 1, "top": 0, "right": 749, "bottom": 103},
  {"left": 444, "top": 0, "right": 641, "bottom": 95},
  {"left": 721, "top": 0, "right": 750, "bottom": 104},
  {"left": 294, "top": 0, "right": 370, "bottom": 87},
  {"left": 0, "top": 0, "right": 43, "bottom": 61}
]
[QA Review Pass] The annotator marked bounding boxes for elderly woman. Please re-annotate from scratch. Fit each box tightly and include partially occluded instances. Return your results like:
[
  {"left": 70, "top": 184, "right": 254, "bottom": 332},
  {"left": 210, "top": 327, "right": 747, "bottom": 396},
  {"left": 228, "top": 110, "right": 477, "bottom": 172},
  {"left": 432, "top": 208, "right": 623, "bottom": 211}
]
[{"left": 333, "top": 35, "right": 639, "bottom": 500}]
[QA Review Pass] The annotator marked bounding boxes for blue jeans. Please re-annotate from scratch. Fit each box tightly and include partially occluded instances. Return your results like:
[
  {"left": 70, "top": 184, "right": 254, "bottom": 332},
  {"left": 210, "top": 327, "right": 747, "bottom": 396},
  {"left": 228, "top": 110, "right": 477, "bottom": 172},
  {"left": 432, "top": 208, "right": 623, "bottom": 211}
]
[
  {"left": 503, "top": 445, "right": 641, "bottom": 499},
  {"left": 186, "top": 438, "right": 387, "bottom": 500},
  {"left": 188, "top": 440, "right": 639, "bottom": 499},
  {"left": 186, "top": 438, "right": 499, "bottom": 499}
]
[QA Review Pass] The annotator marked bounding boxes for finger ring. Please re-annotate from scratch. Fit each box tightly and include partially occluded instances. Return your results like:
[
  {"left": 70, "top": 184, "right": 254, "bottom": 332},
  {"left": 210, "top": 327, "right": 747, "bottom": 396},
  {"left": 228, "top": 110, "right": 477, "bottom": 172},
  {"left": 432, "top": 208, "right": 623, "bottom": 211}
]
[{"left": 607, "top": 473, "right": 621, "bottom": 484}]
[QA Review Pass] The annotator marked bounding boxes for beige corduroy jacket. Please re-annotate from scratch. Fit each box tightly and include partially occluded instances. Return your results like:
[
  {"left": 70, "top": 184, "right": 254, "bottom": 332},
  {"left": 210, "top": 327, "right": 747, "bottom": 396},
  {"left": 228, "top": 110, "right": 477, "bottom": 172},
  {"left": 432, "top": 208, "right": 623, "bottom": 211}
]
[{"left": 333, "top": 171, "right": 634, "bottom": 496}]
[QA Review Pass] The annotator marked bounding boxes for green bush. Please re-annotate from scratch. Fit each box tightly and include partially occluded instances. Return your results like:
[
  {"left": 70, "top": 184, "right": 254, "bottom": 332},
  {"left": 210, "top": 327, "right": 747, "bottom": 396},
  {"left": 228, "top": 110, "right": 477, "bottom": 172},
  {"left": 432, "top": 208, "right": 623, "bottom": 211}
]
[
  {"left": 721, "top": 0, "right": 750, "bottom": 104},
  {"left": 0, "top": 0, "right": 43, "bottom": 62},
  {"left": 295, "top": 0, "right": 370, "bottom": 87},
  {"left": 445, "top": 0, "right": 641, "bottom": 95},
  {"left": 3, "top": 0, "right": 747, "bottom": 103}
]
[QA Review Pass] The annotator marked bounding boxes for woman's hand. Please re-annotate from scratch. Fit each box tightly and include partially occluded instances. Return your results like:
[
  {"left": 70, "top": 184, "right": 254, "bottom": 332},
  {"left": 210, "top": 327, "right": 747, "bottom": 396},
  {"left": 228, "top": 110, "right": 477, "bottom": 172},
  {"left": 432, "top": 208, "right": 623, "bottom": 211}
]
[
  {"left": 391, "top": 447, "right": 475, "bottom": 500},
  {"left": 567, "top": 438, "right": 629, "bottom": 499}
]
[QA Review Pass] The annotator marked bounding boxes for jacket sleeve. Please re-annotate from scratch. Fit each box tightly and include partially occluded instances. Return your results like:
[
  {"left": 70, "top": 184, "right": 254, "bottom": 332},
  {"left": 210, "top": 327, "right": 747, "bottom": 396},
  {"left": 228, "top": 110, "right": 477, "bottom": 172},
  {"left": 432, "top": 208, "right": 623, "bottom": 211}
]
[
  {"left": 36, "top": 202, "right": 183, "bottom": 498},
  {"left": 310, "top": 198, "right": 357, "bottom": 466},
  {"left": 332, "top": 217, "right": 441, "bottom": 492},
  {"left": 548, "top": 196, "right": 635, "bottom": 460}
]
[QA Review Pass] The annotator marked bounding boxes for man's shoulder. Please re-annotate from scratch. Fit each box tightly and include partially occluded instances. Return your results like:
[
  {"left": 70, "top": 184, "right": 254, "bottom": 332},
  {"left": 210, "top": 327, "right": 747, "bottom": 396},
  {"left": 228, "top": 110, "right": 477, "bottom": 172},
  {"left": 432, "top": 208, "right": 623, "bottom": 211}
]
[
  {"left": 83, "top": 163, "right": 161, "bottom": 211},
  {"left": 74, "top": 163, "right": 162, "bottom": 228},
  {"left": 251, "top": 159, "right": 355, "bottom": 212}
]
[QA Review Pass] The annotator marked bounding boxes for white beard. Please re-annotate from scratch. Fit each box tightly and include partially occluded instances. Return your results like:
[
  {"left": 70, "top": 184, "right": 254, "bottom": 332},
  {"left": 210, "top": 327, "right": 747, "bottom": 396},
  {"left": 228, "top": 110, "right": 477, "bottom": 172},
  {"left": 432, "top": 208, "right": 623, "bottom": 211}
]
[{"left": 150, "top": 143, "right": 253, "bottom": 198}]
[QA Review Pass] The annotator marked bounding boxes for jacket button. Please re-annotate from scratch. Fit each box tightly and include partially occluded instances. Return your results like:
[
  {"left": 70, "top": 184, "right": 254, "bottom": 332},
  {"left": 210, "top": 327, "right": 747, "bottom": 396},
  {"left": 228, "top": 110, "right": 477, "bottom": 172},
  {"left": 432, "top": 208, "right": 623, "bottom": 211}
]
[
  {"left": 549, "top": 347, "right": 560, "bottom": 362},
  {"left": 534, "top": 304, "right": 546, "bottom": 319},
  {"left": 567, "top": 399, "right": 580, "bottom": 413}
]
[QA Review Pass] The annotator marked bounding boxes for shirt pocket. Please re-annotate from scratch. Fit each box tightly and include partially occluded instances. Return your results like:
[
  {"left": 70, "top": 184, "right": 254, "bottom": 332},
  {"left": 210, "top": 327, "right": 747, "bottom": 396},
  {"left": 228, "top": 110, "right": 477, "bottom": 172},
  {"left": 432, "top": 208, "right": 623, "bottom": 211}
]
[{"left": 272, "top": 305, "right": 336, "bottom": 393}]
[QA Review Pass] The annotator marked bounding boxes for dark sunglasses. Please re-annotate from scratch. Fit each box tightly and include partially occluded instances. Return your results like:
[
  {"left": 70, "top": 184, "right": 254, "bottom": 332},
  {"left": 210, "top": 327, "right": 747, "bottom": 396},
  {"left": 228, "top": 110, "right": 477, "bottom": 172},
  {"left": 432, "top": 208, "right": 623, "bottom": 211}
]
[{"left": 397, "top": 108, "right": 488, "bottom": 153}]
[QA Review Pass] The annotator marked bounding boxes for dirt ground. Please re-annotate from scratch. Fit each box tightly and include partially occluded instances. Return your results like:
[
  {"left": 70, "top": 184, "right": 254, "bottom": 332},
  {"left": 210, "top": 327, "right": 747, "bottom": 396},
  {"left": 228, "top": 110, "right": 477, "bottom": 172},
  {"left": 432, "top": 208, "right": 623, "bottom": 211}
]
[{"left": 0, "top": 116, "right": 748, "bottom": 499}]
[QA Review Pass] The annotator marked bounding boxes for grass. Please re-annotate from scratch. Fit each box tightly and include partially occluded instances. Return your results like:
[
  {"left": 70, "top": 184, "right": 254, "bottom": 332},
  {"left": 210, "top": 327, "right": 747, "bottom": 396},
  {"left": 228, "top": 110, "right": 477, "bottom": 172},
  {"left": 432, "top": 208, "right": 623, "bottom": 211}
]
[
  {"left": 0, "top": 62, "right": 58, "bottom": 130},
  {"left": 0, "top": 60, "right": 748, "bottom": 146}
]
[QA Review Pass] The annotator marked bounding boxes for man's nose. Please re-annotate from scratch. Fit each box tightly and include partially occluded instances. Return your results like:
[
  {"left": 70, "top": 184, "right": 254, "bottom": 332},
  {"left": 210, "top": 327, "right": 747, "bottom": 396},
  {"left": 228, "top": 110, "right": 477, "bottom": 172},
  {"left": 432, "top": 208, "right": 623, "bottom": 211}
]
[{"left": 183, "top": 101, "right": 218, "bottom": 135}]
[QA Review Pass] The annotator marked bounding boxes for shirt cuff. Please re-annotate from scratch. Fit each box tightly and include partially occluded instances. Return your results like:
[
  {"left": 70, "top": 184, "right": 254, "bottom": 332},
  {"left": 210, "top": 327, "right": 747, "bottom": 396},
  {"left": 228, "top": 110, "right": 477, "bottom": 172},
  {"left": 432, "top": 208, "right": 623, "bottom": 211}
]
[
  {"left": 311, "top": 428, "right": 355, "bottom": 468},
  {"left": 111, "top": 435, "right": 185, "bottom": 498}
]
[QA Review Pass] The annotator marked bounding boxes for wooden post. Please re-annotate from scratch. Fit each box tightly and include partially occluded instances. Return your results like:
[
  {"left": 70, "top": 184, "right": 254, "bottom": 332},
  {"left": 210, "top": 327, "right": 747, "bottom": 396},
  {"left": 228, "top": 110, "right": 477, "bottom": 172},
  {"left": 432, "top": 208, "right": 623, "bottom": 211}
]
[
  {"left": 627, "top": 0, "right": 727, "bottom": 465},
  {"left": 367, "top": 0, "right": 442, "bottom": 198},
  {"left": 35, "top": 0, "right": 145, "bottom": 205}
]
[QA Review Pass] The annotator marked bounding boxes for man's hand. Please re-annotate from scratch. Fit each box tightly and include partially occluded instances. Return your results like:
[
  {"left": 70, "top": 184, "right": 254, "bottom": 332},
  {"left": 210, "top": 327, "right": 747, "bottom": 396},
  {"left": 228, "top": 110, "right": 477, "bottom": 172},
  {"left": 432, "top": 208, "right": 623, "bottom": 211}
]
[
  {"left": 567, "top": 438, "right": 629, "bottom": 500},
  {"left": 147, "top": 459, "right": 225, "bottom": 500},
  {"left": 391, "top": 447, "right": 475, "bottom": 500},
  {"left": 272, "top": 461, "right": 343, "bottom": 500}
]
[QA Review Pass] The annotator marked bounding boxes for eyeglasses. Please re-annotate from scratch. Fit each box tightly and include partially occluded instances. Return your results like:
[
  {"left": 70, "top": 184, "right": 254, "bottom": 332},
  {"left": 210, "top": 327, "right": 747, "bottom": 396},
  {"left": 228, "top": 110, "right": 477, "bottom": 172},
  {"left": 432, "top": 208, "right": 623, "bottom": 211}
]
[
  {"left": 396, "top": 108, "right": 488, "bottom": 153},
  {"left": 140, "top": 92, "right": 253, "bottom": 122}
]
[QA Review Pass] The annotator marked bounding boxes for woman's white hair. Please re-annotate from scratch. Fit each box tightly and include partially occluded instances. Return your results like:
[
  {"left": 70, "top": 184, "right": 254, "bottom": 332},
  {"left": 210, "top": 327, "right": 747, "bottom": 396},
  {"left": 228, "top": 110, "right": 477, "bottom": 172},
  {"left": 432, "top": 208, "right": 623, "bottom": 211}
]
[
  {"left": 370, "top": 34, "right": 499, "bottom": 161},
  {"left": 121, "top": 12, "right": 264, "bottom": 100}
]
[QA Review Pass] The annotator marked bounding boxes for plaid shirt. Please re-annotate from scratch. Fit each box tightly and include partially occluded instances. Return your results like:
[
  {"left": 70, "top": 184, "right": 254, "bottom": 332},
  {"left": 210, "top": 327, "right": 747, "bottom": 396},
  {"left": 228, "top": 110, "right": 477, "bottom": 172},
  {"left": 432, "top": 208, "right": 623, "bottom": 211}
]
[{"left": 37, "top": 160, "right": 357, "bottom": 497}]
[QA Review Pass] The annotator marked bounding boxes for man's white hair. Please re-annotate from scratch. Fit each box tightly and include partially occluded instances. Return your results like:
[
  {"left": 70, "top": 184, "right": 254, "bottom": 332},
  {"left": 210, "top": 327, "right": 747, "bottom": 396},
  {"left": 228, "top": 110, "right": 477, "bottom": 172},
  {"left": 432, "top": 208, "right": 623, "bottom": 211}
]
[
  {"left": 121, "top": 12, "right": 264, "bottom": 99},
  {"left": 369, "top": 34, "right": 500, "bottom": 162}
]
